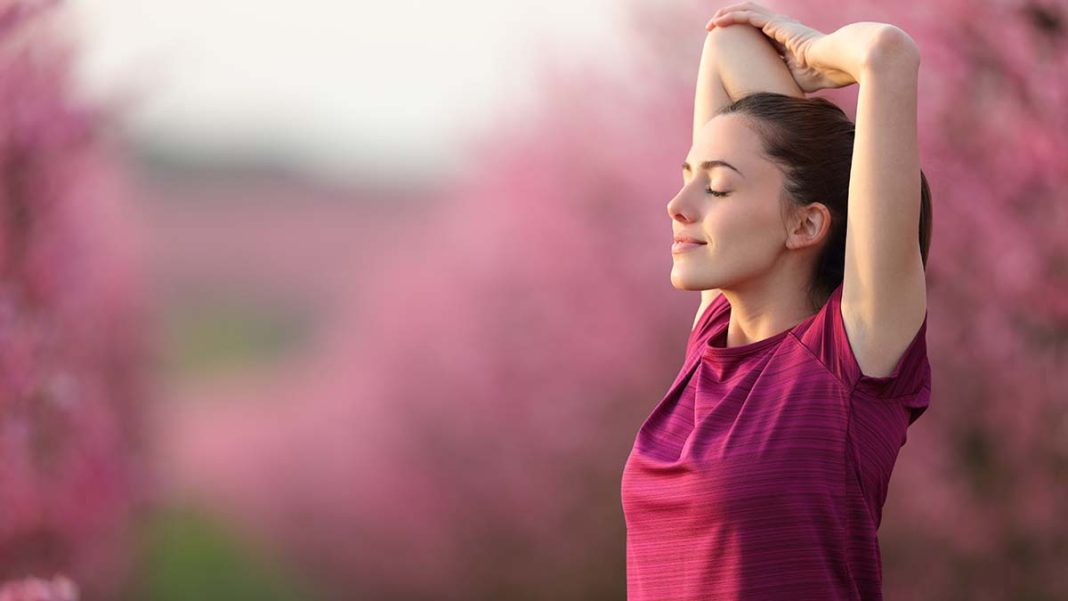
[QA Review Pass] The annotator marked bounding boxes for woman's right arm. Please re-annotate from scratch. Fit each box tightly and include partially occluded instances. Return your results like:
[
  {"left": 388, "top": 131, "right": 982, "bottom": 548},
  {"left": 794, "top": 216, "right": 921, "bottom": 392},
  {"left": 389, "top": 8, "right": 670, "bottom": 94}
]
[
  {"left": 693, "top": 24, "right": 805, "bottom": 143},
  {"left": 691, "top": 24, "right": 805, "bottom": 328}
]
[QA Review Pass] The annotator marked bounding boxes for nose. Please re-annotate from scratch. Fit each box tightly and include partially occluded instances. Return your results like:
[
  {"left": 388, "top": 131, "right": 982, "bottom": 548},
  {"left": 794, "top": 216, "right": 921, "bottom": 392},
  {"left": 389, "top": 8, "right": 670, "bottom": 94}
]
[{"left": 667, "top": 185, "right": 699, "bottom": 223}]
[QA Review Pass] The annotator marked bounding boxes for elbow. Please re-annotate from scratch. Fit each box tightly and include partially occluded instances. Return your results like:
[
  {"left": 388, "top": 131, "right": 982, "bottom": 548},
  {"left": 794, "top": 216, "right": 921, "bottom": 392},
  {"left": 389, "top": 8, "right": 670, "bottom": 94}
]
[{"left": 862, "top": 25, "right": 921, "bottom": 72}]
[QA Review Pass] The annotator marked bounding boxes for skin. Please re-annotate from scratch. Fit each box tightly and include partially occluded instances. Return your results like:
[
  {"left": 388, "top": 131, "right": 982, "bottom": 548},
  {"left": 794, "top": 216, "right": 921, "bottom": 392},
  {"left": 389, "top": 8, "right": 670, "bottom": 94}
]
[
  {"left": 674, "top": 3, "right": 926, "bottom": 378},
  {"left": 667, "top": 113, "right": 832, "bottom": 348}
]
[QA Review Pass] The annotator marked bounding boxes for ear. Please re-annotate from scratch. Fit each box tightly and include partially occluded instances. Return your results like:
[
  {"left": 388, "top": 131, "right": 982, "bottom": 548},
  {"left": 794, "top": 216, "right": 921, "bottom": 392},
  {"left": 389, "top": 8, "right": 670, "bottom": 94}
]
[{"left": 784, "top": 201, "right": 831, "bottom": 250}]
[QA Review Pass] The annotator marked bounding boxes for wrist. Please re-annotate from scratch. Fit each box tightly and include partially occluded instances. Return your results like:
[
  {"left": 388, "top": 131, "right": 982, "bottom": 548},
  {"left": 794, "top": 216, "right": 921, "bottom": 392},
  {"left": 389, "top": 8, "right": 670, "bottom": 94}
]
[{"left": 810, "top": 22, "right": 909, "bottom": 82}]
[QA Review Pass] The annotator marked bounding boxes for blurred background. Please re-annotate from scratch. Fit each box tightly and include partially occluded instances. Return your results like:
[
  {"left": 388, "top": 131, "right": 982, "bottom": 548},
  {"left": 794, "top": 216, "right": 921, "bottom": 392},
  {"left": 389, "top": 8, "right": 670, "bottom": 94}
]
[{"left": 0, "top": 0, "right": 1065, "bottom": 599}]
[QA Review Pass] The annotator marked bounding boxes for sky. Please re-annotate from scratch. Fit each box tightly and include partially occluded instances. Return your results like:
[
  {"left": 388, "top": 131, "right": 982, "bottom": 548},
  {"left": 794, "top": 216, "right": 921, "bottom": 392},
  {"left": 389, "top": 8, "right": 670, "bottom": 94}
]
[{"left": 66, "top": 0, "right": 634, "bottom": 184}]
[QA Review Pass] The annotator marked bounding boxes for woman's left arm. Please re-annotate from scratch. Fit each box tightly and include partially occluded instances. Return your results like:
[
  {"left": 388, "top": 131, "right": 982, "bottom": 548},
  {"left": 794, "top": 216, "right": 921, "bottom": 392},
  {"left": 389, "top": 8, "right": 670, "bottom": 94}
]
[
  {"left": 816, "top": 24, "right": 927, "bottom": 378},
  {"left": 710, "top": 5, "right": 928, "bottom": 376}
]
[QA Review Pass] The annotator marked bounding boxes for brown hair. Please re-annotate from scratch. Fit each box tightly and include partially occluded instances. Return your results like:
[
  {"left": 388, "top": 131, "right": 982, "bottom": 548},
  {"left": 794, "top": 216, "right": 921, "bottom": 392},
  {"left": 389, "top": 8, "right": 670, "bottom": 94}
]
[{"left": 715, "top": 92, "right": 932, "bottom": 310}]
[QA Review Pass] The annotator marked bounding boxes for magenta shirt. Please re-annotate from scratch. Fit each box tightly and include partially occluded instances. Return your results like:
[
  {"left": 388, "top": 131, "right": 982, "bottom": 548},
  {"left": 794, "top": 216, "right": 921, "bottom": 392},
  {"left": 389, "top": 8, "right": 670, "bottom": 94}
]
[{"left": 621, "top": 282, "right": 931, "bottom": 600}]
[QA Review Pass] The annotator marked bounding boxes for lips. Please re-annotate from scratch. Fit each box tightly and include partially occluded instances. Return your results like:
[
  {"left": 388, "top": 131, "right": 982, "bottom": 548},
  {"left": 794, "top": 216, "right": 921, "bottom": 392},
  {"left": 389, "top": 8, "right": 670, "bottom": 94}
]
[
  {"left": 671, "top": 239, "right": 707, "bottom": 254},
  {"left": 672, "top": 234, "right": 707, "bottom": 244}
]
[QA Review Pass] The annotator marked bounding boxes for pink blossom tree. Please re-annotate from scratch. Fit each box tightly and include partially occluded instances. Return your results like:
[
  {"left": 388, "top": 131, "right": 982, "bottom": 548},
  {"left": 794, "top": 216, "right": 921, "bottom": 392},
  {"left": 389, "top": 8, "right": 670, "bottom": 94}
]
[
  {"left": 0, "top": 575, "right": 78, "bottom": 601},
  {"left": 0, "top": 2, "right": 152, "bottom": 598}
]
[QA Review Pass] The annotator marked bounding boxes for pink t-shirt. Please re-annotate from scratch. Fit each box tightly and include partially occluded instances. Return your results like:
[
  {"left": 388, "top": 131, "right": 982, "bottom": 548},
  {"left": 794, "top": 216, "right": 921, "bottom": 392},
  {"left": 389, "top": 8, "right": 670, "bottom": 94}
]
[{"left": 621, "top": 281, "right": 931, "bottom": 600}]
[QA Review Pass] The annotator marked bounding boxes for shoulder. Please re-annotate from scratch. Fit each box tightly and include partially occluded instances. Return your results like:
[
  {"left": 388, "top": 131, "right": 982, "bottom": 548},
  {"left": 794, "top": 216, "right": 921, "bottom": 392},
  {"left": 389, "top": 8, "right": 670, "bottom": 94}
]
[
  {"left": 840, "top": 274, "right": 928, "bottom": 379},
  {"left": 794, "top": 281, "right": 930, "bottom": 401}
]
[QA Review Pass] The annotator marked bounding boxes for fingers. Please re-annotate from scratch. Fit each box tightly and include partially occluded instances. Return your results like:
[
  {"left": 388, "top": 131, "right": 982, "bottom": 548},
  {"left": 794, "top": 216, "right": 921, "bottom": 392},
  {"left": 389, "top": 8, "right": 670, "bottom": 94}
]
[
  {"left": 712, "top": 1, "right": 772, "bottom": 21},
  {"left": 707, "top": 9, "right": 770, "bottom": 30},
  {"left": 708, "top": 5, "right": 738, "bottom": 26},
  {"left": 706, "top": 2, "right": 774, "bottom": 30}
]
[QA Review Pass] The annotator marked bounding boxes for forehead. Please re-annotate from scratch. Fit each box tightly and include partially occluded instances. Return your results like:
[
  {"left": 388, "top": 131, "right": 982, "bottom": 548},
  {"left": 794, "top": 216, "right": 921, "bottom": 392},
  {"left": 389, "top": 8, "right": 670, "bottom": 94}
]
[{"left": 685, "top": 113, "right": 767, "bottom": 174}]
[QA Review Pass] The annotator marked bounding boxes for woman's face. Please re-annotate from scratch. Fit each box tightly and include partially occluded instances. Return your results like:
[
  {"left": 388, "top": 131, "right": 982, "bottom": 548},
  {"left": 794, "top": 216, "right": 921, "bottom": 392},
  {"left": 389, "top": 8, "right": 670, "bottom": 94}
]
[{"left": 666, "top": 113, "right": 793, "bottom": 292}]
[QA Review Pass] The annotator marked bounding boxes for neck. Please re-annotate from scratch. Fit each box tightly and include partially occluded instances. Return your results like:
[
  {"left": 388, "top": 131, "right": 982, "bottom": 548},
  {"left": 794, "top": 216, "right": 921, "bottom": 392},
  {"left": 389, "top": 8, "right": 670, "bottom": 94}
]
[{"left": 718, "top": 275, "right": 821, "bottom": 348}]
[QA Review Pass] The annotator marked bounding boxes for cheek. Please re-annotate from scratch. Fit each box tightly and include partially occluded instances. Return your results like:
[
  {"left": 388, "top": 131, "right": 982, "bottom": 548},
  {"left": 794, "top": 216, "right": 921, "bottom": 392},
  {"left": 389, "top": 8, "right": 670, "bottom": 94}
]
[
  {"left": 704, "top": 204, "right": 780, "bottom": 241},
  {"left": 704, "top": 206, "right": 784, "bottom": 260}
]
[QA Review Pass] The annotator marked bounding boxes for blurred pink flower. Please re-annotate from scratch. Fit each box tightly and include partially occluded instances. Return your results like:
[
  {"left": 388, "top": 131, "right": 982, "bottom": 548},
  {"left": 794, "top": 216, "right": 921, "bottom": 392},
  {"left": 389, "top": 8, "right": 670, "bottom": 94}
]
[
  {"left": 0, "top": 1, "right": 150, "bottom": 597},
  {"left": 0, "top": 575, "right": 78, "bottom": 601}
]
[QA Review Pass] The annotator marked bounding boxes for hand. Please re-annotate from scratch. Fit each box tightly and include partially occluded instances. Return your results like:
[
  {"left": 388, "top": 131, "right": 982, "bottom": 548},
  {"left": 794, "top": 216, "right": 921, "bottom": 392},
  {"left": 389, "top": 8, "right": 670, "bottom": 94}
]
[{"left": 705, "top": 2, "right": 855, "bottom": 93}]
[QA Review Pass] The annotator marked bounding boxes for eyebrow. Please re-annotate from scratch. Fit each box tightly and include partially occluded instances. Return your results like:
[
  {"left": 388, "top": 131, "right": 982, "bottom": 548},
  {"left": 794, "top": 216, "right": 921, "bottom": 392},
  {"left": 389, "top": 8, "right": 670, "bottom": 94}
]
[{"left": 682, "top": 159, "right": 745, "bottom": 178}]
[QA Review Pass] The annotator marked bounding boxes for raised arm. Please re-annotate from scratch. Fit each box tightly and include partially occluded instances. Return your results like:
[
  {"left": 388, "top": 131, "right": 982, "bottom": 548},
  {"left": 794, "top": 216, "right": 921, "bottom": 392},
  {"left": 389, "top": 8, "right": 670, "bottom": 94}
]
[
  {"left": 741, "top": 19, "right": 928, "bottom": 376},
  {"left": 693, "top": 24, "right": 804, "bottom": 143},
  {"left": 828, "top": 25, "right": 926, "bottom": 378},
  {"left": 702, "top": 6, "right": 927, "bottom": 377},
  {"left": 690, "top": 23, "right": 804, "bottom": 330}
]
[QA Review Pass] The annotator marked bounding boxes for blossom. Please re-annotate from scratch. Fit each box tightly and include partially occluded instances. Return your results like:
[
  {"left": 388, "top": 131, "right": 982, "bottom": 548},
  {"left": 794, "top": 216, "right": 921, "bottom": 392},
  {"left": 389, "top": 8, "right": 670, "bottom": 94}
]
[{"left": 0, "top": 575, "right": 79, "bottom": 601}]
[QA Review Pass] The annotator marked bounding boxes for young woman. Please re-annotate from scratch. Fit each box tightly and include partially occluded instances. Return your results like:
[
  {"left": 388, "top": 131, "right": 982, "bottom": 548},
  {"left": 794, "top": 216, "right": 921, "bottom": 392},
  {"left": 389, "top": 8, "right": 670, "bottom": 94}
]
[{"left": 620, "top": 4, "right": 933, "bottom": 600}]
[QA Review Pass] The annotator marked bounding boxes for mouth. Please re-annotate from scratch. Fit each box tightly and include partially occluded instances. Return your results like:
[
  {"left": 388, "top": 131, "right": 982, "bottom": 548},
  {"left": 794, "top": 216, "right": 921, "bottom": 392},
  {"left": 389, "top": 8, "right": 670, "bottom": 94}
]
[{"left": 671, "top": 240, "right": 707, "bottom": 254}]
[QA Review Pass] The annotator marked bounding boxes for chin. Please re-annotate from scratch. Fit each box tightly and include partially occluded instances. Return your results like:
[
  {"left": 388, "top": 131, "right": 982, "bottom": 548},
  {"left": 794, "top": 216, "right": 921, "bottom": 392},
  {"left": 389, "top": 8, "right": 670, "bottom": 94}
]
[{"left": 669, "top": 271, "right": 710, "bottom": 292}]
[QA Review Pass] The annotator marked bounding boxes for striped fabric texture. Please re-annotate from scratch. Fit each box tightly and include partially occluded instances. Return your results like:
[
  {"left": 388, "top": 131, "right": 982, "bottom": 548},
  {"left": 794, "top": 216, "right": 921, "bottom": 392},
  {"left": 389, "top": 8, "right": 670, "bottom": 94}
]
[{"left": 621, "top": 282, "right": 931, "bottom": 600}]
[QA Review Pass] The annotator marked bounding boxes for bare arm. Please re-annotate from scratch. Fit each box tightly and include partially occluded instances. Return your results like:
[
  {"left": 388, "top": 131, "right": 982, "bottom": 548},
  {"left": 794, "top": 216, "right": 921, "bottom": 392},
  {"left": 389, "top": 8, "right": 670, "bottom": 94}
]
[
  {"left": 690, "top": 24, "right": 805, "bottom": 331},
  {"left": 693, "top": 24, "right": 804, "bottom": 143},
  {"left": 808, "top": 23, "right": 926, "bottom": 377},
  {"left": 847, "top": 30, "right": 926, "bottom": 378}
]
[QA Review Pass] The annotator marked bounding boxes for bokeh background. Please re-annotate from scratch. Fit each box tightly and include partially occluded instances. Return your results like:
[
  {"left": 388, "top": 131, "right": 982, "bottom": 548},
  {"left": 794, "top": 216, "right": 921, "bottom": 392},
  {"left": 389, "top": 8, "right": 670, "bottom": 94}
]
[{"left": 1, "top": 0, "right": 1066, "bottom": 599}]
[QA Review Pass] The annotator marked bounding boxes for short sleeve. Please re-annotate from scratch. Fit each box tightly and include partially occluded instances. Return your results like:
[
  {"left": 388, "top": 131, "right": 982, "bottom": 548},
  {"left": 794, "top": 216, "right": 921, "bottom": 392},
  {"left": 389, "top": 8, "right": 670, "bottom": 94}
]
[{"left": 797, "top": 282, "right": 932, "bottom": 424}]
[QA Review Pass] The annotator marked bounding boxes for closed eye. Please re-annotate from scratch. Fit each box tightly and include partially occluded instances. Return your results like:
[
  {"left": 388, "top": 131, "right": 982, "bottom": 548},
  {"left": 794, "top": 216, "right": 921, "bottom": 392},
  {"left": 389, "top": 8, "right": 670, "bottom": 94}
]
[{"left": 706, "top": 188, "right": 729, "bottom": 197}]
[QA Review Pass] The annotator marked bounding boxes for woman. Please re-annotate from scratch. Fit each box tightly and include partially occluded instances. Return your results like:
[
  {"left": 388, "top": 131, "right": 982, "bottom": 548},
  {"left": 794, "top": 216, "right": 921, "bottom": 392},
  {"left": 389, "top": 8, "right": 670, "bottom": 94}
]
[{"left": 620, "top": 4, "right": 933, "bottom": 600}]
